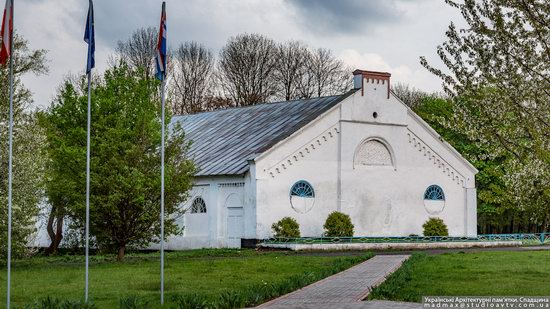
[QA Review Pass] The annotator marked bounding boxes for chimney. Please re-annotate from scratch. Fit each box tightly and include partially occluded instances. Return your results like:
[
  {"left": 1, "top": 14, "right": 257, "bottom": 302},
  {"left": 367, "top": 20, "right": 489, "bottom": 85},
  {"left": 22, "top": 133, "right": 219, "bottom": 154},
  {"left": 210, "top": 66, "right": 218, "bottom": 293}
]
[{"left": 353, "top": 69, "right": 391, "bottom": 99}]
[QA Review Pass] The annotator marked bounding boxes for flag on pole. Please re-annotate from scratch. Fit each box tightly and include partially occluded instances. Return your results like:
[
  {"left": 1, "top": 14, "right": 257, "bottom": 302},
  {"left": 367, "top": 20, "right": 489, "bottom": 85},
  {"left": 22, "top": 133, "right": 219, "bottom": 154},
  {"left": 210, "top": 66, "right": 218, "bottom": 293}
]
[
  {"left": 84, "top": 0, "right": 95, "bottom": 73},
  {"left": 156, "top": 1, "right": 167, "bottom": 305},
  {"left": 155, "top": 1, "right": 166, "bottom": 81},
  {"left": 0, "top": 0, "right": 13, "bottom": 65}
]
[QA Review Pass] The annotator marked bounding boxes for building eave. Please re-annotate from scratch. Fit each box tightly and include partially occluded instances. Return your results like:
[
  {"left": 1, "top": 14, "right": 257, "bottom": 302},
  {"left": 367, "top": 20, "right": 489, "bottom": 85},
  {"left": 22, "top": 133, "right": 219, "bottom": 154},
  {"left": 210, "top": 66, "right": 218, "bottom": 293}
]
[{"left": 390, "top": 91, "right": 479, "bottom": 174}]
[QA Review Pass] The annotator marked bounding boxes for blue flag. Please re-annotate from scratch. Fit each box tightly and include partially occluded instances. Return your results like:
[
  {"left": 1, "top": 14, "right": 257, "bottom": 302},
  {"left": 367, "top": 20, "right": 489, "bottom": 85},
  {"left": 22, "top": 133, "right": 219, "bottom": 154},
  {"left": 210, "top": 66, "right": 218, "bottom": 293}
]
[
  {"left": 155, "top": 2, "right": 167, "bottom": 81},
  {"left": 84, "top": 0, "right": 95, "bottom": 74}
]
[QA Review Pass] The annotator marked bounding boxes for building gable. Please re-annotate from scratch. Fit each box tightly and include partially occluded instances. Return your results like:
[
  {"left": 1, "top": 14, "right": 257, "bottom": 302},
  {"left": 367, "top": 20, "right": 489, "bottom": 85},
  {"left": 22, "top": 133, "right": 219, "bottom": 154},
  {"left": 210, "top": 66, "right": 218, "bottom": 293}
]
[
  {"left": 345, "top": 70, "right": 477, "bottom": 180},
  {"left": 255, "top": 70, "right": 477, "bottom": 187}
]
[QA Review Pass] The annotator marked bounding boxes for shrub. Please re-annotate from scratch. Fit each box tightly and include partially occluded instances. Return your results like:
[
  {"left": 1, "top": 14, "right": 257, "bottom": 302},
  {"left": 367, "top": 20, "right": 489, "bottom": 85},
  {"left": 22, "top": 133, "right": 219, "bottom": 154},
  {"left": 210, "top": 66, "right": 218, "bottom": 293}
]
[
  {"left": 271, "top": 217, "right": 300, "bottom": 238},
  {"left": 422, "top": 217, "right": 449, "bottom": 236},
  {"left": 217, "top": 290, "right": 247, "bottom": 308},
  {"left": 18, "top": 296, "right": 97, "bottom": 309},
  {"left": 172, "top": 293, "right": 210, "bottom": 309},
  {"left": 119, "top": 296, "right": 148, "bottom": 309},
  {"left": 323, "top": 211, "right": 354, "bottom": 237}
]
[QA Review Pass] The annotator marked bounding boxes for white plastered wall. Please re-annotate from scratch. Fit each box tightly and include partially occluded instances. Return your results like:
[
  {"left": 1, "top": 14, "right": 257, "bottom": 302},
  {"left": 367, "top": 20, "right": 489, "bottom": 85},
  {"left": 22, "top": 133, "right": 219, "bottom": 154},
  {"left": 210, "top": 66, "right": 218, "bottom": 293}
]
[
  {"left": 254, "top": 106, "right": 341, "bottom": 239},
  {"left": 161, "top": 174, "right": 250, "bottom": 249},
  {"left": 254, "top": 79, "right": 477, "bottom": 239}
]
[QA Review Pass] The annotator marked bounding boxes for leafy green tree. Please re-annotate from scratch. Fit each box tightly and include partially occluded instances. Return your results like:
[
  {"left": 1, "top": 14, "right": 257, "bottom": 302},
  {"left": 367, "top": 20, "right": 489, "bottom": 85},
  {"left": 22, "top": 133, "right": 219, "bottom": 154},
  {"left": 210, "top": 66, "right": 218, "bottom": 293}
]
[
  {"left": 421, "top": 0, "right": 549, "bottom": 229},
  {"left": 41, "top": 64, "right": 195, "bottom": 260},
  {"left": 0, "top": 35, "right": 48, "bottom": 263}
]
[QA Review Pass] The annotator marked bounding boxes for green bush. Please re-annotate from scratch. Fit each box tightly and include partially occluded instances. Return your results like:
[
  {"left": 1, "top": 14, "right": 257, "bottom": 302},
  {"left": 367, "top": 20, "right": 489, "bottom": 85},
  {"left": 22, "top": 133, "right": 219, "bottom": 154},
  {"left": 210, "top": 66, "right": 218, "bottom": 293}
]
[
  {"left": 422, "top": 217, "right": 449, "bottom": 236},
  {"left": 218, "top": 290, "right": 247, "bottom": 308},
  {"left": 172, "top": 294, "right": 210, "bottom": 309},
  {"left": 271, "top": 217, "right": 300, "bottom": 238},
  {"left": 119, "top": 296, "right": 148, "bottom": 309},
  {"left": 323, "top": 211, "right": 354, "bottom": 237},
  {"left": 17, "top": 296, "right": 97, "bottom": 309}
]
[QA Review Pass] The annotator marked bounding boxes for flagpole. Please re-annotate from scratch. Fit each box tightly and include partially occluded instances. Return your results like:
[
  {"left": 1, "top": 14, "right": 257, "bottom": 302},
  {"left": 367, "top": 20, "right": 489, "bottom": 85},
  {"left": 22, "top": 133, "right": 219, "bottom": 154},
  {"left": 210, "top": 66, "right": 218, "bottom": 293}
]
[
  {"left": 83, "top": 1, "right": 94, "bottom": 302},
  {"left": 160, "top": 76, "right": 165, "bottom": 306},
  {"left": 85, "top": 69, "right": 91, "bottom": 302},
  {"left": 6, "top": 0, "right": 14, "bottom": 307}
]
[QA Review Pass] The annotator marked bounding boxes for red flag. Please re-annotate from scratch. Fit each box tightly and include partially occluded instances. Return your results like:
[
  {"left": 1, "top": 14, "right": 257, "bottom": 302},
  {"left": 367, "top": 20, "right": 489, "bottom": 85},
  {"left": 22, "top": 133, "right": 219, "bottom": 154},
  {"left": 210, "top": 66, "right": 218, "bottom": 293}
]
[{"left": 0, "top": 0, "right": 13, "bottom": 65}]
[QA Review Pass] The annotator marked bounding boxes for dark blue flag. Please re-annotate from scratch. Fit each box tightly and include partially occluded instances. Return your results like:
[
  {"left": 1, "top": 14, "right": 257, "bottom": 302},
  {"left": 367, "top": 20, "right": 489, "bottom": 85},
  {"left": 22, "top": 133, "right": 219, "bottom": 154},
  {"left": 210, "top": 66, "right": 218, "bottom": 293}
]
[{"left": 84, "top": 0, "right": 95, "bottom": 74}]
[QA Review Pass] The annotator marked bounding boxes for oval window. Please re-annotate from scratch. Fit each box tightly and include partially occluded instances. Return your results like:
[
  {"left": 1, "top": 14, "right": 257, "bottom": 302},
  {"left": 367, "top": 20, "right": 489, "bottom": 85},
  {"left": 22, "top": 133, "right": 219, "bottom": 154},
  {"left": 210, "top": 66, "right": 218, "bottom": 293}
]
[
  {"left": 289, "top": 180, "right": 315, "bottom": 213},
  {"left": 423, "top": 185, "right": 445, "bottom": 215}
]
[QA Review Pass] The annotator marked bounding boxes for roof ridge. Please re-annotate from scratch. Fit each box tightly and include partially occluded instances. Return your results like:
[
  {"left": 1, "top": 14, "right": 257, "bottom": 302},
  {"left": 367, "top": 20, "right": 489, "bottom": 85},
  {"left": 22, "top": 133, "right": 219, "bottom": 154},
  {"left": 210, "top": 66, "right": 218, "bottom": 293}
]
[{"left": 172, "top": 92, "right": 350, "bottom": 119}]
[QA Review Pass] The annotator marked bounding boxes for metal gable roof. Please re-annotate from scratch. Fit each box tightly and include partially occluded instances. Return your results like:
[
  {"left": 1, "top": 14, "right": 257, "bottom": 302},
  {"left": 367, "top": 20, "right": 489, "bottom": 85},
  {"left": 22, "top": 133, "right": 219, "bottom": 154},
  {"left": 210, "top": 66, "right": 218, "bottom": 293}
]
[{"left": 172, "top": 90, "right": 356, "bottom": 176}]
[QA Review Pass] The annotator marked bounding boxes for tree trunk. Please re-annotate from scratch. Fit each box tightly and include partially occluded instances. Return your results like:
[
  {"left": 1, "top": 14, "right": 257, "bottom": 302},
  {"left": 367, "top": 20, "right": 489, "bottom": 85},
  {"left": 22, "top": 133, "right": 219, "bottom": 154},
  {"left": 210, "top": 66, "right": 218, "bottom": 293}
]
[
  {"left": 53, "top": 214, "right": 64, "bottom": 252},
  {"left": 45, "top": 206, "right": 64, "bottom": 256},
  {"left": 117, "top": 245, "right": 126, "bottom": 261},
  {"left": 45, "top": 207, "right": 57, "bottom": 256}
]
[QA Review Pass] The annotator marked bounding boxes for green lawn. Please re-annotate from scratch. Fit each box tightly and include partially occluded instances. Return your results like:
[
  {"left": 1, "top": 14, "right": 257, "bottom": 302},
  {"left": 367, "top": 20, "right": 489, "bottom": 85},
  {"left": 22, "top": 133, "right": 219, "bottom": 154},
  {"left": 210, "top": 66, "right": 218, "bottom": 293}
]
[
  {"left": 369, "top": 250, "right": 550, "bottom": 302},
  {"left": 0, "top": 249, "right": 372, "bottom": 308}
]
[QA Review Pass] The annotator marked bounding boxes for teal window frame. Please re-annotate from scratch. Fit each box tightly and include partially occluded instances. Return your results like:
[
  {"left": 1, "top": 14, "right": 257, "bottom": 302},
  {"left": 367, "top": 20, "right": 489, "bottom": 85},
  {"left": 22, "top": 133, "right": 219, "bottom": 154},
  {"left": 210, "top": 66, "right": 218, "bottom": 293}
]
[
  {"left": 424, "top": 185, "right": 445, "bottom": 201},
  {"left": 290, "top": 180, "right": 315, "bottom": 198}
]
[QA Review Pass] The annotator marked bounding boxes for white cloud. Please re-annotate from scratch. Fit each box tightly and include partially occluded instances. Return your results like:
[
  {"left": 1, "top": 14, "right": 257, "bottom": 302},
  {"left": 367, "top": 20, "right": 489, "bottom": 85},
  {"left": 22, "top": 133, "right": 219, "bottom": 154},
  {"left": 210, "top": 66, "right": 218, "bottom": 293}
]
[
  {"left": 15, "top": 0, "right": 464, "bottom": 107},
  {"left": 19, "top": 0, "right": 92, "bottom": 108},
  {"left": 338, "top": 49, "right": 441, "bottom": 92}
]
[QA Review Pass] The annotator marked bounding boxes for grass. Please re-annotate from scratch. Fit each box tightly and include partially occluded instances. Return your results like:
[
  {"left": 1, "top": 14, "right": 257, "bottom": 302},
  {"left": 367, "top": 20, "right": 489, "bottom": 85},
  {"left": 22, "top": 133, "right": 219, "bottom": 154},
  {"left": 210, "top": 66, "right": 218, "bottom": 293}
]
[
  {"left": 0, "top": 249, "right": 373, "bottom": 308},
  {"left": 369, "top": 251, "right": 550, "bottom": 302}
]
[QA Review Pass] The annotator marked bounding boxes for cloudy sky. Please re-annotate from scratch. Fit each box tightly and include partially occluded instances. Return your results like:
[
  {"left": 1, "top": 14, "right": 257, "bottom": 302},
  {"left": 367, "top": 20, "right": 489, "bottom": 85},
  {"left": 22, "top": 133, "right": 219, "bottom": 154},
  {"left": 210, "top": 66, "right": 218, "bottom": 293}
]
[{"left": 17, "top": 0, "right": 465, "bottom": 108}]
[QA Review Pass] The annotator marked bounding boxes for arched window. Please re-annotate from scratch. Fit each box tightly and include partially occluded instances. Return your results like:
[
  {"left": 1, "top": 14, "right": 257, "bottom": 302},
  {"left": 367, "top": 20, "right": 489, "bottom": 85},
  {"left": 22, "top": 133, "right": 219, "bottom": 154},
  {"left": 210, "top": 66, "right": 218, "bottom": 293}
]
[
  {"left": 190, "top": 197, "right": 207, "bottom": 213},
  {"left": 290, "top": 180, "right": 314, "bottom": 198},
  {"left": 424, "top": 185, "right": 445, "bottom": 201},
  {"left": 354, "top": 139, "right": 393, "bottom": 167}
]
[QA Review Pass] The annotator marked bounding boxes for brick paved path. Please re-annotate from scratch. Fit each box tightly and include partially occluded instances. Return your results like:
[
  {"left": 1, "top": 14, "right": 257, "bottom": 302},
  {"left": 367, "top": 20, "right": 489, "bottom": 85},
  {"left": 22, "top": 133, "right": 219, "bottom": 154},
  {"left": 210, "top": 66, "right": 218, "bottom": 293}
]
[{"left": 257, "top": 255, "right": 413, "bottom": 308}]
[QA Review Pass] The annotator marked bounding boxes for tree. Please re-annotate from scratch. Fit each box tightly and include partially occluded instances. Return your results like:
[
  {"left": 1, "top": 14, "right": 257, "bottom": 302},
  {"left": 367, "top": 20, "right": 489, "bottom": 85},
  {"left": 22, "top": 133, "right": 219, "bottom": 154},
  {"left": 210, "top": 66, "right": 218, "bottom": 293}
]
[
  {"left": 170, "top": 42, "right": 216, "bottom": 114},
  {"left": 413, "top": 96, "right": 525, "bottom": 233},
  {"left": 273, "top": 41, "right": 308, "bottom": 101},
  {"left": 421, "top": 0, "right": 549, "bottom": 228},
  {"left": 115, "top": 27, "right": 157, "bottom": 80},
  {"left": 401, "top": 87, "right": 543, "bottom": 233},
  {"left": 41, "top": 64, "right": 195, "bottom": 260},
  {"left": 297, "top": 48, "right": 350, "bottom": 99},
  {"left": 392, "top": 82, "right": 432, "bottom": 109},
  {"left": 39, "top": 74, "right": 83, "bottom": 255},
  {"left": 0, "top": 35, "right": 48, "bottom": 262},
  {"left": 218, "top": 33, "right": 278, "bottom": 106}
]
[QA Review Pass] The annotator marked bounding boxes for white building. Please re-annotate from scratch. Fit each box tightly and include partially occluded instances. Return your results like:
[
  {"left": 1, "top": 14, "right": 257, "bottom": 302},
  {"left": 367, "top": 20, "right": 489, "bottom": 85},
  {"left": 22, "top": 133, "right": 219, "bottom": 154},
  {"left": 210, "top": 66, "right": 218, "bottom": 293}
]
[{"left": 165, "top": 69, "right": 478, "bottom": 249}]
